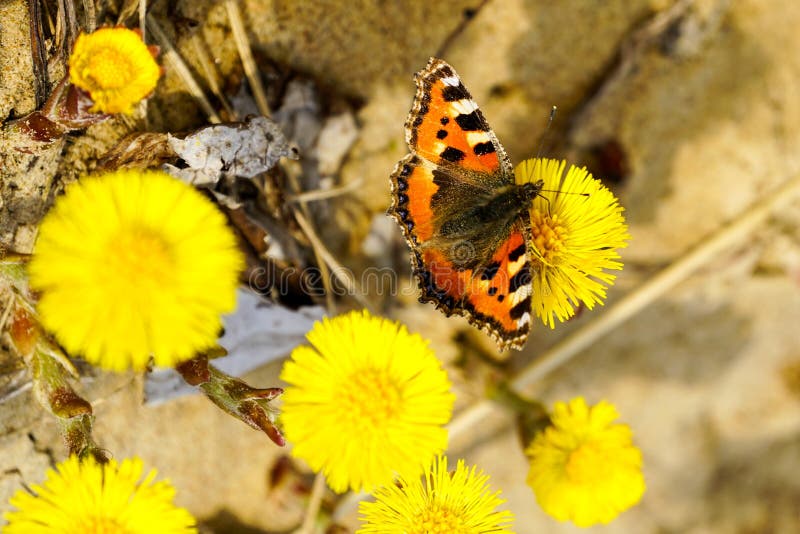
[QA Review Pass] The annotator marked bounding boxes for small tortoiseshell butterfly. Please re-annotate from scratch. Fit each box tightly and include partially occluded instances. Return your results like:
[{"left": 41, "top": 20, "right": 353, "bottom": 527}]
[{"left": 389, "top": 58, "right": 543, "bottom": 350}]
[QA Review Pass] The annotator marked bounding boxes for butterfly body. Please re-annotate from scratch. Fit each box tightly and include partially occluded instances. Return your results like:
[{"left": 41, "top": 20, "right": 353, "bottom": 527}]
[
  {"left": 389, "top": 58, "right": 542, "bottom": 350},
  {"left": 435, "top": 181, "right": 541, "bottom": 269}
]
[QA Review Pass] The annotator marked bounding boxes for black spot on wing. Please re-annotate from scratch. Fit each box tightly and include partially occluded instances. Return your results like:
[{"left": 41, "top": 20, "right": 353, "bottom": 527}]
[
  {"left": 481, "top": 261, "right": 501, "bottom": 281},
  {"left": 497, "top": 294, "right": 505, "bottom": 302},
  {"left": 455, "top": 110, "right": 487, "bottom": 132},
  {"left": 473, "top": 141, "right": 496, "bottom": 156},
  {"left": 436, "top": 129, "right": 448, "bottom": 139},
  {"left": 438, "top": 65, "right": 455, "bottom": 78},
  {"left": 508, "top": 243, "right": 526, "bottom": 262},
  {"left": 488, "top": 286, "right": 498, "bottom": 296},
  {"left": 440, "top": 146, "right": 465, "bottom": 163},
  {"left": 510, "top": 296, "right": 531, "bottom": 320},
  {"left": 440, "top": 117, "right": 449, "bottom": 125},
  {"left": 442, "top": 83, "right": 470, "bottom": 102},
  {"left": 509, "top": 264, "right": 531, "bottom": 293}
]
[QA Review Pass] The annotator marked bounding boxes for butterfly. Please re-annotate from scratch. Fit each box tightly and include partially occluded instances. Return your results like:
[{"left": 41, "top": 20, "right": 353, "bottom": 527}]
[{"left": 389, "top": 57, "right": 543, "bottom": 350}]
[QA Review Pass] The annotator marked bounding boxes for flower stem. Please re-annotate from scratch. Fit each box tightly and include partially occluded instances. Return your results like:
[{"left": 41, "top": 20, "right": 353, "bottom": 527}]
[
  {"left": 2, "top": 260, "right": 107, "bottom": 460},
  {"left": 297, "top": 472, "right": 326, "bottom": 534},
  {"left": 175, "top": 354, "right": 286, "bottom": 446},
  {"left": 3, "top": 76, "right": 107, "bottom": 149}
]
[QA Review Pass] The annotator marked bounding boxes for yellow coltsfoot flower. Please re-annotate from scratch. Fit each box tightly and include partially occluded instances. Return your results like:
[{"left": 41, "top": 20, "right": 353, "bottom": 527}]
[
  {"left": 69, "top": 27, "right": 161, "bottom": 114},
  {"left": 526, "top": 397, "right": 646, "bottom": 527},
  {"left": 515, "top": 158, "right": 630, "bottom": 327},
  {"left": 280, "top": 310, "right": 455, "bottom": 493},
  {"left": 4, "top": 455, "right": 197, "bottom": 533},
  {"left": 359, "top": 455, "right": 514, "bottom": 533},
  {"left": 28, "top": 169, "right": 243, "bottom": 371}
]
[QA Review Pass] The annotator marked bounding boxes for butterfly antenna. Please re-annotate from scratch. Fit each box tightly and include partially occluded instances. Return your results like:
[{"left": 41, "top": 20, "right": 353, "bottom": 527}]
[
  {"left": 538, "top": 193, "right": 552, "bottom": 216},
  {"left": 539, "top": 188, "right": 590, "bottom": 198},
  {"left": 535, "top": 108, "right": 589, "bottom": 201},
  {"left": 534, "top": 106, "right": 558, "bottom": 159}
]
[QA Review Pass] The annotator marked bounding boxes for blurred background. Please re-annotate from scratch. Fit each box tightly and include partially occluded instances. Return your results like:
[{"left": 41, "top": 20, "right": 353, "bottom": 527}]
[{"left": 2, "top": 0, "right": 800, "bottom": 532}]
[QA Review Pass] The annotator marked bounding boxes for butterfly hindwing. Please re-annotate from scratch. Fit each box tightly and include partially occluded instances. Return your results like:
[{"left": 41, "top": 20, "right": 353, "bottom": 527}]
[{"left": 465, "top": 225, "right": 532, "bottom": 349}]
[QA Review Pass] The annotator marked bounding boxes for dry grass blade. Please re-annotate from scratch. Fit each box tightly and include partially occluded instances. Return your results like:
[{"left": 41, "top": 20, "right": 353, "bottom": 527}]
[
  {"left": 146, "top": 14, "right": 222, "bottom": 124},
  {"left": 190, "top": 34, "right": 237, "bottom": 120},
  {"left": 287, "top": 179, "right": 364, "bottom": 204},
  {"left": 293, "top": 210, "right": 373, "bottom": 312},
  {"left": 28, "top": 0, "right": 49, "bottom": 107},
  {"left": 81, "top": 0, "right": 96, "bottom": 31},
  {"left": 54, "top": 0, "right": 79, "bottom": 59},
  {"left": 225, "top": 0, "right": 271, "bottom": 117},
  {"left": 138, "top": 0, "right": 145, "bottom": 37}
]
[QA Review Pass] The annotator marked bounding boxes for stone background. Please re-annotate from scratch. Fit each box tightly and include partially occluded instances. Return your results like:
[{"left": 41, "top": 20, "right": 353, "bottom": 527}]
[{"left": 2, "top": 0, "right": 800, "bottom": 532}]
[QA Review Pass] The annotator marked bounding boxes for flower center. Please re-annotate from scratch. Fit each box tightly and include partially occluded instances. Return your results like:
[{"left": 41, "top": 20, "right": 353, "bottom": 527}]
[
  {"left": 341, "top": 367, "right": 401, "bottom": 429},
  {"left": 410, "top": 501, "right": 471, "bottom": 534},
  {"left": 529, "top": 209, "right": 568, "bottom": 263},
  {"left": 565, "top": 442, "right": 612, "bottom": 485},
  {"left": 106, "top": 225, "right": 175, "bottom": 289},
  {"left": 87, "top": 48, "right": 134, "bottom": 89}
]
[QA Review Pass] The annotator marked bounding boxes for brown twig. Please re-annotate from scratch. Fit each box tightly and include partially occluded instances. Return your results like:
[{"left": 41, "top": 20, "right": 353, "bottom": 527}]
[{"left": 28, "top": 0, "right": 49, "bottom": 107}]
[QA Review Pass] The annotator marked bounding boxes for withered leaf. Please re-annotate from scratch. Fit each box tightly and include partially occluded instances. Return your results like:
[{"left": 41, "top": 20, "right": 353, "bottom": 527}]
[{"left": 164, "top": 115, "right": 299, "bottom": 185}]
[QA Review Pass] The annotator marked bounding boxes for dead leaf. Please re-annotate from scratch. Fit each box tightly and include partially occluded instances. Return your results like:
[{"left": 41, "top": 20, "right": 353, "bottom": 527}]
[{"left": 164, "top": 115, "right": 298, "bottom": 185}]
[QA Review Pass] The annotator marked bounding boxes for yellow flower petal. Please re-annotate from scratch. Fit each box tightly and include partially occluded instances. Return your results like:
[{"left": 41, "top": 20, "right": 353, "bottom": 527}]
[
  {"left": 359, "top": 455, "right": 514, "bottom": 533},
  {"left": 28, "top": 169, "right": 243, "bottom": 371},
  {"left": 515, "top": 158, "right": 630, "bottom": 327},
  {"left": 525, "top": 397, "right": 646, "bottom": 527},
  {"left": 4, "top": 455, "right": 197, "bottom": 533},
  {"left": 69, "top": 27, "right": 161, "bottom": 114},
  {"left": 280, "top": 310, "right": 455, "bottom": 493}
]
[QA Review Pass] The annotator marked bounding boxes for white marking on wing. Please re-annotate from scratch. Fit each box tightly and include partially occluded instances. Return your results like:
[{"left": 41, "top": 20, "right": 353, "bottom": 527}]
[
  {"left": 510, "top": 284, "right": 532, "bottom": 306},
  {"left": 441, "top": 75, "right": 461, "bottom": 87},
  {"left": 450, "top": 99, "right": 478, "bottom": 114},
  {"left": 466, "top": 131, "right": 492, "bottom": 146},
  {"left": 507, "top": 254, "right": 528, "bottom": 277}
]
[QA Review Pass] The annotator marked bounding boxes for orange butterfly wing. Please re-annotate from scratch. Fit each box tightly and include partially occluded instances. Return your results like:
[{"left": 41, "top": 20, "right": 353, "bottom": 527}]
[{"left": 389, "top": 58, "right": 532, "bottom": 350}]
